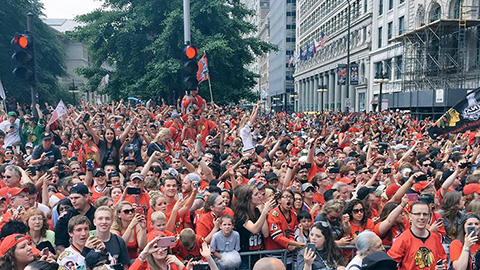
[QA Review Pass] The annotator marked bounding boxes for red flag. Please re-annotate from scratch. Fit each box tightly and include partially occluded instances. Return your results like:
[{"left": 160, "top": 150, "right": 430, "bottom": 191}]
[{"left": 196, "top": 53, "right": 209, "bottom": 84}]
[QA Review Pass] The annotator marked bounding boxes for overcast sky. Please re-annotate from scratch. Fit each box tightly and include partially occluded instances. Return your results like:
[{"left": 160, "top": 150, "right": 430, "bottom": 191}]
[{"left": 39, "top": 0, "right": 103, "bottom": 19}]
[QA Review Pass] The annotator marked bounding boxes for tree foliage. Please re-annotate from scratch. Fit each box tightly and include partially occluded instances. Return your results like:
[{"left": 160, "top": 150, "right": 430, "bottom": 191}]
[
  {"left": 0, "top": 0, "right": 68, "bottom": 105},
  {"left": 73, "top": 0, "right": 276, "bottom": 104}
]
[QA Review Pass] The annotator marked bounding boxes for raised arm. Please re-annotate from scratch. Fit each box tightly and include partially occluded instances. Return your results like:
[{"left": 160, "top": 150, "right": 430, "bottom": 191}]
[{"left": 378, "top": 196, "right": 408, "bottom": 235}]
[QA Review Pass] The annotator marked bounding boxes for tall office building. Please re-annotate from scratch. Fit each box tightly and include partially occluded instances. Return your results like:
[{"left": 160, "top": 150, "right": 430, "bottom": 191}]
[
  {"left": 269, "top": 0, "right": 296, "bottom": 112},
  {"left": 294, "top": 0, "right": 372, "bottom": 112}
]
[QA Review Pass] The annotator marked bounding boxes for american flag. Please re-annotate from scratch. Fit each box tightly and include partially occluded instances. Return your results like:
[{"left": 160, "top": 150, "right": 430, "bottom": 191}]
[{"left": 320, "top": 31, "right": 328, "bottom": 48}]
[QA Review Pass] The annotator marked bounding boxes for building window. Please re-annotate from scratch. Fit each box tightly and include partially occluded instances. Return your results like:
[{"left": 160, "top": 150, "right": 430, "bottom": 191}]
[
  {"left": 286, "top": 50, "right": 294, "bottom": 56},
  {"left": 385, "top": 58, "right": 392, "bottom": 79},
  {"left": 399, "top": 16, "right": 405, "bottom": 35},
  {"left": 387, "top": 22, "right": 393, "bottom": 41},
  {"left": 379, "top": 0, "right": 383, "bottom": 15},
  {"left": 286, "top": 37, "right": 296, "bottom": 42},
  {"left": 375, "top": 62, "right": 382, "bottom": 75},
  {"left": 395, "top": 56, "right": 403, "bottom": 79},
  {"left": 364, "top": 0, "right": 367, "bottom": 13},
  {"left": 286, "top": 0, "right": 296, "bottom": 3},
  {"left": 378, "top": 26, "right": 383, "bottom": 48},
  {"left": 359, "top": 92, "right": 366, "bottom": 111},
  {"left": 388, "top": 0, "right": 393, "bottom": 10},
  {"left": 399, "top": 0, "right": 404, "bottom": 3}
]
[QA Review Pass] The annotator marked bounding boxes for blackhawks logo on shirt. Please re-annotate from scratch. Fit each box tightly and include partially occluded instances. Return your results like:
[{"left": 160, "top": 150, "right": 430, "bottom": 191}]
[{"left": 414, "top": 247, "right": 434, "bottom": 268}]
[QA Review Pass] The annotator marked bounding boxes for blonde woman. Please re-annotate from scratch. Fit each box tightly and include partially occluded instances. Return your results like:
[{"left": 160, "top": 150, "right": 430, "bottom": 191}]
[
  {"left": 147, "top": 128, "right": 171, "bottom": 157},
  {"left": 111, "top": 201, "right": 147, "bottom": 260}
]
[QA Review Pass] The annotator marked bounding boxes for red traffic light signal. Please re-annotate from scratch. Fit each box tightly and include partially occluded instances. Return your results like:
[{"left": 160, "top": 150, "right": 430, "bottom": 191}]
[
  {"left": 11, "top": 34, "right": 31, "bottom": 49},
  {"left": 11, "top": 33, "right": 34, "bottom": 81},
  {"left": 183, "top": 45, "right": 198, "bottom": 60}
]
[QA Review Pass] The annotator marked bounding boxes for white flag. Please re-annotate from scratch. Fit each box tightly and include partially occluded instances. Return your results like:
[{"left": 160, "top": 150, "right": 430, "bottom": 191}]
[
  {"left": 0, "top": 79, "right": 6, "bottom": 100},
  {"left": 99, "top": 74, "right": 110, "bottom": 89},
  {"left": 47, "top": 100, "right": 68, "bottom": 126}
]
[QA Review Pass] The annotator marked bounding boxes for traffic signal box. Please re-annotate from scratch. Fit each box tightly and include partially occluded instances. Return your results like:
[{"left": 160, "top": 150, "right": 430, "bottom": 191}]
[
  {"left": 182, "top": 45, "right": 199, "bottom": 91},
  {"left": 11, "top": 33, "right": 34, "bottom": 81}
]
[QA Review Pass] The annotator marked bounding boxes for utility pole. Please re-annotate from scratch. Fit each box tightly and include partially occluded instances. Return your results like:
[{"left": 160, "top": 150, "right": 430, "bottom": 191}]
[
  {"left": 26, "top": 13, "right": 38, "bottom": 116},
  {"left": 346, "top": 0, "right": 351, "bottom": 112}
]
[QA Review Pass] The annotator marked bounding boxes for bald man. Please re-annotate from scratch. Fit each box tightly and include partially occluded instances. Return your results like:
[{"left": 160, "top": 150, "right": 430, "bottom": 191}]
[{"left": 253, "top": 257, "right": 286, "bottom": 270}]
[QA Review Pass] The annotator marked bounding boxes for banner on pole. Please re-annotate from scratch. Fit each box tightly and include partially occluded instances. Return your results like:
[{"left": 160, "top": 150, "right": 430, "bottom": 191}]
[
  {"left": 337, "top": 64, "right": 347, "bottom": 85},
  {"left": 350, "top": 63, "right": 359, "bottom": 85},
  {"left": 197, "top": 53, "right": 209, "bottom": 84},
  {"left": 47, "top": 100, "right": 67, "bottom": 126}
]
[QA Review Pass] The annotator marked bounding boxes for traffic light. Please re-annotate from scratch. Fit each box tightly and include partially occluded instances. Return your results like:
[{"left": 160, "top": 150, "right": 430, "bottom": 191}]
[
  {"left": 11, "top": 33, "right": 34, "bottom": 81},
  {"left": 182, "top": 45, "right": 198, "bottom": 91}
]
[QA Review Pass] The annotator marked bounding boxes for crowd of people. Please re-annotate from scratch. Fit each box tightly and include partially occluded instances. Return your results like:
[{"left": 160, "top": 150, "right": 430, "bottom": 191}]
[{"left": 0, "top": 89, "right": 478, "bottom": 270}]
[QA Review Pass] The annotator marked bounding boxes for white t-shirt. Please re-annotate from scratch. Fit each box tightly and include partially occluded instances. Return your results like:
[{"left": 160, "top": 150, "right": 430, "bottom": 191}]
[
  {"left": 240, "top": 122, "right": 254, "bottom": 152},
  {"left": 346, "top": 255, "right": 363, "bottom": 270},
  {"left": 0, "top": 119, "right": 21, "bottom": 147}
]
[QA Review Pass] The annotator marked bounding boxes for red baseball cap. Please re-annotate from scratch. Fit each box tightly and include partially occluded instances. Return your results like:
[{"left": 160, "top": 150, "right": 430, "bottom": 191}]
[
  {"left": 338, "top": 177, "right": 355, "bottom": 185},
  {"left": 0, "top": 234, "right": 31, "bottom": 256},
  {"left": 464, "top": 183, "right": 480, "bottom": 195},
  {"left": 386, "top": 183, "right": 400, "bottom": 199},
  {"left": 8, "top": 187, "right": 29, "bottom": 198},
  {"left": 413, "top": 181, "right": 430, "bottom": 192}
]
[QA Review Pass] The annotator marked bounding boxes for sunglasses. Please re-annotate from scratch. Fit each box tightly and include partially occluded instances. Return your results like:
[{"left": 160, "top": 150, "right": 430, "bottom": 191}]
[
  {"left": 352, "top": 208, "right": 364, "bottom": 214},
  {"left": 122, "top": 209, "right": 135, "bottom": 214},
  {"left": 314, "top": 221, "right": 329, "bottom": 228}
]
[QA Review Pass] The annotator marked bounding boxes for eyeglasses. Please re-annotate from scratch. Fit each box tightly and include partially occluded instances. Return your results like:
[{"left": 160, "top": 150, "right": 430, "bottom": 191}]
[
  {"left": 327, "top": 214, "right": 340, "bottom": 221},
  {"left": 281, "top": 164, "right": 288, "bottom": 168},
  {"left": 4, "top": 175, "right": 12, "bottom": 179},
  {"left": 423, "top": 164, "right": 432, "bottom": 167},
  {"left": 352, "top": 208, "right": 364, "bottom": 214},
  {"left": 304, "top": 188, "right": 315, "bottom": 193},
  {"left": 295, "top": 198, "right": 303, "bottom": 201},
  {"left": 410, "top": 212, "right": 430, "bottom": 217},
  {"left": 360, "top": 171, "right": 369, "bottom": 174},
  {"left": 239, "top": 166, "right": 246, "bottom": 169},
  {"left": 122, "top": 209, "right": 135, "bottom": 214},
  {"left": 281, "top": 195, "right": 293, "bottom": 199}
]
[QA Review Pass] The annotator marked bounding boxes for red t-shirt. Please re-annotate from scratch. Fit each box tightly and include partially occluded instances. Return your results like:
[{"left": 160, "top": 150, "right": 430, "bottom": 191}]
[
  {"left": 166, "top": 199, "right": 192, "bottom": 234},
  {"left": 195, "top": 208, "right": 234, "bottom": 238},
  {"left": 350, "top": 219, "right": 375, "bottom": 238},
  {"left": 450, "top": 240, "right": 480, "bottom": 269},
  {"left": 172, "top": 235, "right": 204, "bottom": 261},
  {"left": 308, "top": 163, "right": 326, "bottom": 182},
  {"left": 388, "top": 229, "right": 447, "bottom": 270}
]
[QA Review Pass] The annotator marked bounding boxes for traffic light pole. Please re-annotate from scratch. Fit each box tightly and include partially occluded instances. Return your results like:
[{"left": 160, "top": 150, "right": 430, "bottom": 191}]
[
  {"left": 183, "top": 0, "right": 191, "bottom": 45},
  {"left": 26, "top": 13, "right": 38, "bottom": 117}
]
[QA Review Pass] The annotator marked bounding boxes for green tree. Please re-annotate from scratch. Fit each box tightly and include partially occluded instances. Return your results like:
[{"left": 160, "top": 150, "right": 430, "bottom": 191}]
[
  {"left": 73, "top": 0, "right": 276, "bottom": 104},
  {"left": 0, "top": 0, "right": 68, "bottom": 106}
]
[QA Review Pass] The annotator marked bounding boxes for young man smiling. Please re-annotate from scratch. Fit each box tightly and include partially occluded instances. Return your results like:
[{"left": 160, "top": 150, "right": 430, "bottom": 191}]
[
  {"left": 388, "top": 201, "right": 447, "bottom": 270},
  {"left": 93, "top": 206, "right": 130, "bottom": 270}
]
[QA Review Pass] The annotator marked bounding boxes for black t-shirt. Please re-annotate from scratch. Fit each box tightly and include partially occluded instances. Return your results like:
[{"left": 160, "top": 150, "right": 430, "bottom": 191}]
[
  {"left": 98, "top": 139, "right": 122, "bottom": 168},
  {"left": 104, "top": 233, "right": 130, "bottom": 268},
  {"left": 235, "top": 208, "right": 264, "bottom": 252},
  {"left": 122, "top": 136, "right": 144, "bottom": 166},
  {"left": 31, "top": 144, "right": 62, "bottom": 171}
]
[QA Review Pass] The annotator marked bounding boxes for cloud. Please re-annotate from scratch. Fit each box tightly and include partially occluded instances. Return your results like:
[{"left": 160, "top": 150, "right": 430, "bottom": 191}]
[{"left": 40, "top": 0, "right": 103, "bottom": 19}]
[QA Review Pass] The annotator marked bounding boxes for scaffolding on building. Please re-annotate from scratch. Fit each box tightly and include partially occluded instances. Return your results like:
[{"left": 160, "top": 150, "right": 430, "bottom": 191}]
[{"left": 390, "top": 7, "right": 480, "bottom": 118}]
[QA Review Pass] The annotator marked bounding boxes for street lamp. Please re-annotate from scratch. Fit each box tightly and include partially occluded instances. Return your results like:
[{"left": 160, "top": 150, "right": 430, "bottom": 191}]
[
  {"left": 373, "top": 72, "right": 389, "bottom": 112},
  {"left": 317, "top": 85, "right": 327, "bottom": 92},
  {"left": 69, "top": 79, "right": 78, "bottom": 107}
]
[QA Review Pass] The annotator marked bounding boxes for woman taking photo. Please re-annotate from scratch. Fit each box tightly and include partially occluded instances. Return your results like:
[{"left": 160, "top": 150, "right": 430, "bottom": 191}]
[
  {"left": 374, "top": 196, "right": 409, "bottom": 246},
  {"left": 233, "top": 185, "right": 275, "bottom": 270},
  {"left": 438, "top": 191, "right": 466, "bottom": 243},
  {"left": 78, "top": 131, "right": 100, "bottom": 168},
  {"left": 449, "top": 213, "right": 480, "bottom": 270},
  {"left": 298, "top": 221, "right": 346, "bottom": 270},
  {"left": 130, "top": 234, "right": 218, "bottom": 270},
  {"left": 23, "top": 208, "right": 55, "bottom": 254},
  {"left": 111, "top": 201, "right": 147, "bottom": 261},
  {"left": 0, "top": 234, "right": 36, "bottom": 270}
]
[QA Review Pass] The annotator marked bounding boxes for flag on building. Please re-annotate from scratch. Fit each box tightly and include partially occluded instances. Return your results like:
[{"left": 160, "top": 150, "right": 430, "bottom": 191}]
[
  {"left": 300, "top": 48, "right": 305, "bottom": 61},
  {"left": 320, "top": 31, "right": 328, "bottom": 48},
  {"left": 0, "top": 79, "right": 6, "bottom": 100},
  {"left": 428, "top": 87, "right": 480, "bottom": 139},
  {"left": 294, "top": 50, "right": 299, "bottom": 64},
  {"left": 306, "top": 44, "right": 311, "bottom": 59},
  {"left": 314, "top": 39, "right": 321, "bottom": 52},
  {"left": 47, "top": 100, "right": 68, "bottom": 126},
  {"left": 288, "top": 56, "right": 294, "bottom": 67},
  {"left": 197, "top": 53, "right": 209, "bottom": 84},
  {"left": 311, "top": 41, "right": 317, "bottom": 57},
  {"left": 98, "top": 74, "right": 109, "bottom": 89}
]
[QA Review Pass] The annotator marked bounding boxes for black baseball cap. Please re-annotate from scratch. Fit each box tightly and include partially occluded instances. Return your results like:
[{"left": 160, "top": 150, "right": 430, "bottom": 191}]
[{"left": 70, "top": 183, "right": 89, "bottom": 195}]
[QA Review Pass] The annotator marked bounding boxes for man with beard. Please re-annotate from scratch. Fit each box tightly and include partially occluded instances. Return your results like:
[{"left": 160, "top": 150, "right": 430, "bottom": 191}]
[{"left": 307, "top": 139, "right": 327, "bottom": 181}]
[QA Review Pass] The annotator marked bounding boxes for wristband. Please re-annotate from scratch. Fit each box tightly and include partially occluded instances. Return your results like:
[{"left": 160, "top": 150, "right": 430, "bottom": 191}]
[{"left": 463, "top": 248, "right": 470, "bottom": 252}]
